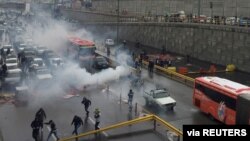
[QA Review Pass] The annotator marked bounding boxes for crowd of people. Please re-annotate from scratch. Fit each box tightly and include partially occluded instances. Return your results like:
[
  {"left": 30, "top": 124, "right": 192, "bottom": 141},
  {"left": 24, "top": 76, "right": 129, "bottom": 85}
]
[{"left": 30, "top": 96, "right": 101, "bottom": 141}]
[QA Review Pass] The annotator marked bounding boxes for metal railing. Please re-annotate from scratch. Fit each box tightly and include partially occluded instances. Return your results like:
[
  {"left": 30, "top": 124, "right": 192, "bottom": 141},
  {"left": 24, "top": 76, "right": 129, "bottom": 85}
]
[
  {"left": 95, "top": 50, "right": 194, "bottom": 87},
  {"left": 59, "top": 114, "right": 183, "bottom": 141},
  {"left": 62, "top": 7, "right": 250, "bottom": 28},
  {"left": 142, "top": 60, "right": 195, "bottom": 87}
]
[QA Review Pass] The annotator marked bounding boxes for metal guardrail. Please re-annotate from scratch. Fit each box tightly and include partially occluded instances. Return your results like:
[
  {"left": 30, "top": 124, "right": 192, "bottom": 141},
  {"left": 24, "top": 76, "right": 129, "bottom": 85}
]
[
  {"left": 59, "top": 114, "right": 183, "bottom": 141},
  {"left": 95, "top": 50, "right": 194, "bottom": 87},
  {"left": 142, "top": 60, "right": 195, "bottom": 86}
]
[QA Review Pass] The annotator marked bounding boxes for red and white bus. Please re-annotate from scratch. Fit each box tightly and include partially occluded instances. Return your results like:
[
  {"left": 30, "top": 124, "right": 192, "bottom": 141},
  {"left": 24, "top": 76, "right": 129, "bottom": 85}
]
[
  {"left": 67, "top": 36, "right": 96, "bottom": 65},
  {"left": 193, "top": 76, "right": 250, "bottom": 124}
]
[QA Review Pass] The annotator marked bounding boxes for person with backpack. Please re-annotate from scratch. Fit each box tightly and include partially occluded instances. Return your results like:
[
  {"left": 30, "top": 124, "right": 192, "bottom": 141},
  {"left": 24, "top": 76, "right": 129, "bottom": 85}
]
[{"left": 81, "top": 97, "right": 92, "bottom": 116}]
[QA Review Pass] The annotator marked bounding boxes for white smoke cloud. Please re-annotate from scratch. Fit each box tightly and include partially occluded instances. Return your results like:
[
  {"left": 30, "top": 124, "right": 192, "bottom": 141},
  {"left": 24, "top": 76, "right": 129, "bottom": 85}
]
[{"left": 20, "top": 6, "right": 131, "bottom": 103}]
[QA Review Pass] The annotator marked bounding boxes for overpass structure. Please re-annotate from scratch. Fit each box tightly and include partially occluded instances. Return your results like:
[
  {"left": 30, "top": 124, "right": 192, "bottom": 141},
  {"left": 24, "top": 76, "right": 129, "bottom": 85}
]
[{"left": 62, "top": 8, "right": 250, "bottom": 73}]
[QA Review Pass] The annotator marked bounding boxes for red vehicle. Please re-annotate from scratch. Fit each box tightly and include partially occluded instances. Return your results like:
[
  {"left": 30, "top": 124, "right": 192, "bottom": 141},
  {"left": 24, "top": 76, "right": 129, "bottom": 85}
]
[
  {"left": 67, "top": 36, "right": 96, "bottom": 66},
  {"left": 193, "top": 76, "right": 250, "bottom": 124}
]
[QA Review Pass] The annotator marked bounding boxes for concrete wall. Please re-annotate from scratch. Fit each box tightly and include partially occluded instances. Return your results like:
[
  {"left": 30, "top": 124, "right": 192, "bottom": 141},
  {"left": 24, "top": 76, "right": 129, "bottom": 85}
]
[
  {"left": 62, "top": 9, "right": 250, "bottom": 72},
  {"left": 82, "top": 0, "right": 250, "bottom": 17}
]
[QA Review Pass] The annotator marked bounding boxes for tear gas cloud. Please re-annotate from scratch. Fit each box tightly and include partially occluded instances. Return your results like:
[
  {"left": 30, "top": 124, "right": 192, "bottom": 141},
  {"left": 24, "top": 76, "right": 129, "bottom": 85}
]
[{"left": 22, "top": 9, "right": 131, "bottom": 102}]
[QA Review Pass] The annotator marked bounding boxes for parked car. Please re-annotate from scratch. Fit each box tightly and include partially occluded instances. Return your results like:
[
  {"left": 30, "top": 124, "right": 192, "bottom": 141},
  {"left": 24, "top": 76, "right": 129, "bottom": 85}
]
[
  {"left": 15, "top": 43, "right": 27, "bottom": 53},
  {"left": 35, "top": 46, "right": 48, "bottom": 57},
  {"left": 193, "top": 15, "right": 207, "bottom": 23},
  {"left": 226, "top": 17, "right": 239, "bottom": 25},
  {"left": 93, "top": 56, "right": 109, "bottom": 70},
  {"left": 168, "top": 11, "right": 186, "bottom": 22},
  {"left": 143, "top": 88, "right": 176, "bottom": 110},
  {"left": 206, "top": 17, "right": 215, "bottom": 24},
  {"left": 4, "top": 68, "right": 21, "bottom": 85},
  {"left": 105, "top": 39, "right": 115, "bottom": 47},
  {"left": 30, "top": 58, "right": 46, "bottom": 68},
  {"left": 42, "top": 50, "right": 57, "bottom": 60},
  {"left": 1, "top": 45, "right": 14, "bottom": 55},
  {"left": 5, "top": 58, "right": 18, "bottom": 70},
  {"left": 47, "top": 57, "right": 64, "bottom": 74}
]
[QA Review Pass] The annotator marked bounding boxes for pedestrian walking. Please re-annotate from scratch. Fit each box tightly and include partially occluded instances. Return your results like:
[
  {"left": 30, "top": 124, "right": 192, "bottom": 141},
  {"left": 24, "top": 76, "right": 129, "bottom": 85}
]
[
  {"left": 35, "top": 108, "right": 46, "bottom": 130},
  {"left": 148, "top": 60, "right": 154, "bottom": 73},
  {"left": 31, "top": 117, "right": 40, "bottom": 141},
  {"left": 71, "top": 115, "right": 83, "bottom": 135},
  {"left": 128, "top": 89, "right": 134, "bottom": 107},
  {"left": 44, "top": 120, "right": 60, "bottom": 141},
  {"left": 94, "top": 108, "right": 101, "bottom": 130},
  {"left": 81, "top": 97, "right": 91, "bottom": 116}
]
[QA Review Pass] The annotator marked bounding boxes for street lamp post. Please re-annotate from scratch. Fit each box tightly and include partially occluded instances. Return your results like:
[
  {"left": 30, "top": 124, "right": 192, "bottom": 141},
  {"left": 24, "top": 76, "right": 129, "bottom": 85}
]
[
  {"left": 198, "top": 0, "right": 201, "bottom": 17},
  {"left": 116, "top": 0, "right": 120, "bottom": 43}
]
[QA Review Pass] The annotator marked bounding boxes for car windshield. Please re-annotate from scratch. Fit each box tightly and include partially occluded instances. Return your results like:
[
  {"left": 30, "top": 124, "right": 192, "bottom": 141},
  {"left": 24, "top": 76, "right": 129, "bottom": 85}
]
[{"left": 153, "top": 91, "right": 170, "bottom": 98}]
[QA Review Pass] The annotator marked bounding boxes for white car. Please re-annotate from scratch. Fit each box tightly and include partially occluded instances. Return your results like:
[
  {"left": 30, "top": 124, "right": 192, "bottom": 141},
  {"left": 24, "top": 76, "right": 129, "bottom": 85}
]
[
  {"left": 30, "top": 58, "right": 46, "bottom": 68},
  {"left": 1, "top": 45, "right": 14, "bottom": 54},
  {"left": 105, "top": 39, "right": 115, "bottom": 47},
  {"left": 36, "top": 68, "right": 53, "bottom": 80},
  {"left": 4, "top": 68, "right": 21, "bottom": 85},
  {"left": 16, "top": 44, "right": 27, "bottom": 53},
  {"left": 48, "top": 57, "right": 64, "bottom": 68},
  {"left": 5, "top": 58, "right": 18, "bottom": 70},
  {"left": 143, "top": 88, "right": 176, "bottom": 110}
]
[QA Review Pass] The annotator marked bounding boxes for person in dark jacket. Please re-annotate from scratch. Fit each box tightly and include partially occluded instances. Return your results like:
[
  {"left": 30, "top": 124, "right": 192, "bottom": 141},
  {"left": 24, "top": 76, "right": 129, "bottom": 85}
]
[
  {"left": 44, "top": 120, "right": 59, "bottom": 141},
  {"left": 35, "top": 108, "right": 46, "bottom": 130},
  {"left": 81, "top": 97, "right": 91, "bottom": 116},
  {"left": 6, "top": 48, "right": 10, "bottom": 55},
  {"left": 128, "top": 89, "right": 134, "bottom": 107},
  {"left": 2, "top": 63, "right": 7, "bottom": 76},
  {"left": 31, "top": 117, "right": 40, "bottom": 141},
  {"left": 71, "top": 115, "right": 83, "bottom": 135}
]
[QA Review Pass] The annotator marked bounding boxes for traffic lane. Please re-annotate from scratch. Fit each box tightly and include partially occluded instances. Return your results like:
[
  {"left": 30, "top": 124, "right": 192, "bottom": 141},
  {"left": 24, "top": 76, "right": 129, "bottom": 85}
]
[
  {"left": 109, "top": 69, "right": 219, "bottom": 130},
  {"left": 0, "top": 85, "right": 163, "bottom": 141}
]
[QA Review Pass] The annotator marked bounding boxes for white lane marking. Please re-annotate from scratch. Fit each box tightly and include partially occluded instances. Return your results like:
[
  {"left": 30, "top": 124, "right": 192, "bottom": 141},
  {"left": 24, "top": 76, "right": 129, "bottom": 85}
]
[
  {"left": 46, "top": 126, "right": 57, "bottom": 141},
  {"left": 88, "top": 117, "right": 109, "bottom": 137}
]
